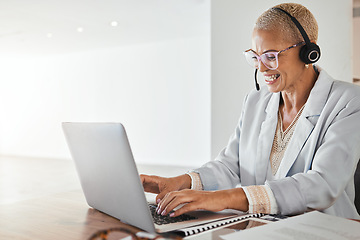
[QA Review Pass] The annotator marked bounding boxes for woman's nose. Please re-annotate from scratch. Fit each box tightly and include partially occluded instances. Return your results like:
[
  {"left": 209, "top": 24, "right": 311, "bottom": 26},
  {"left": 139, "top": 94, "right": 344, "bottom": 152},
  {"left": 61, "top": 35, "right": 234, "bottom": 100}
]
[{"left": 258, "top": 60, "right": 269, "bottom": 72}]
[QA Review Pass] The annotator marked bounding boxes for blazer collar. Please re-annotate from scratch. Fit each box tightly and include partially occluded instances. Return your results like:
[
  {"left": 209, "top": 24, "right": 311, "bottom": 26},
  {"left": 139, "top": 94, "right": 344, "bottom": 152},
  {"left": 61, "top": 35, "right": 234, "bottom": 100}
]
[{"left": 302, "top": 67, "right": 333, "bottom": 120}]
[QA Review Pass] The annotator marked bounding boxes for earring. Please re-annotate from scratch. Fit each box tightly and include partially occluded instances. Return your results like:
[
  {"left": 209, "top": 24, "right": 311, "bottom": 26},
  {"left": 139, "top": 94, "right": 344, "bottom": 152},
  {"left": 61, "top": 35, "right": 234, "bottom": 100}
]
[{"left": 305, "top": 64, "right": 309, "bottom": 69}]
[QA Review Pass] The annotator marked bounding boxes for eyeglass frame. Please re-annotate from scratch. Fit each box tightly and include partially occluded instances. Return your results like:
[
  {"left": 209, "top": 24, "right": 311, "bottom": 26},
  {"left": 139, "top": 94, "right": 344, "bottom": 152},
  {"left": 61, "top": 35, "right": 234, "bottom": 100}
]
[
  {"left": 88, "top": 228, "right": 181, "bottom": 240},
  {"left": 243, "top": 41, "right": 306, "bottom": 70}
]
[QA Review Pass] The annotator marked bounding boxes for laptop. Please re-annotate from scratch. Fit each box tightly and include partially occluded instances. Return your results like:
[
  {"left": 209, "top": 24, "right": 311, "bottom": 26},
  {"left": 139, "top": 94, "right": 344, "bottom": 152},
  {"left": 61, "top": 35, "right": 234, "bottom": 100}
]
[{"left": 62, "top": 122, "right": 237, "bottom": 234}]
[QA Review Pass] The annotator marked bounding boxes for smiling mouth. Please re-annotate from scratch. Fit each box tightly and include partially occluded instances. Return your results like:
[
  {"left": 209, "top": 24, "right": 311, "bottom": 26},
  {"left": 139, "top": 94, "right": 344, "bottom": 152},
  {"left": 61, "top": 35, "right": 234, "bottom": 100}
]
[{"left": 264, "top": 74, "right": 280, "bottom": 84}]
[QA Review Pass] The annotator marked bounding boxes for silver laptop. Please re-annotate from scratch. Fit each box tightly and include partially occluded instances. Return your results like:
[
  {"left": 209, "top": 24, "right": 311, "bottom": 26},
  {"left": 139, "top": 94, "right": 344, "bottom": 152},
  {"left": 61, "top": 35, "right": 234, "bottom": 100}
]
[{"left": 62, "top": 122, "right": 236, "bottom": 233}]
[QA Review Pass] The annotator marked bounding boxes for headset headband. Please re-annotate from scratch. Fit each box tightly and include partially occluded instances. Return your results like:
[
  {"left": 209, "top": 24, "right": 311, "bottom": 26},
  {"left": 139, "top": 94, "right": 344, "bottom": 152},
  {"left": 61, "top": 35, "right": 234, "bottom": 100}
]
[{"left": 273, "top": 8, "right": 311, "bottom": 46}]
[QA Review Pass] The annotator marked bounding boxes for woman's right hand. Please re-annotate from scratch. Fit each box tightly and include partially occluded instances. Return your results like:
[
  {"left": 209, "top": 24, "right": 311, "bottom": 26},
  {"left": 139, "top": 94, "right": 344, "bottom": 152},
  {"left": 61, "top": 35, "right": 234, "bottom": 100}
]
[{"left": 140, "top": 174, "right": 191, "bottom": 203}]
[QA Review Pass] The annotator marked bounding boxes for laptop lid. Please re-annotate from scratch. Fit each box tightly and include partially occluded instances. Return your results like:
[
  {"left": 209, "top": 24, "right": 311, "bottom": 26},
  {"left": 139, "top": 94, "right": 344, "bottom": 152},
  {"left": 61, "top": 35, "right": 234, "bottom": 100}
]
[{"left": 62, "top": 122, "right": 156, "bottom": 233}]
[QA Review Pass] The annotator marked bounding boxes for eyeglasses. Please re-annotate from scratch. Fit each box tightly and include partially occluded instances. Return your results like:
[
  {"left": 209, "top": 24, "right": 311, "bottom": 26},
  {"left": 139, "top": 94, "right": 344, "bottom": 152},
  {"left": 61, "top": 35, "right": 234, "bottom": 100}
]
[
  {"left": 88, "top": 228, "right": 139, "bottom": 240},
  {"left": 243, "top": 41, "right": 305, "bottom": 70}
]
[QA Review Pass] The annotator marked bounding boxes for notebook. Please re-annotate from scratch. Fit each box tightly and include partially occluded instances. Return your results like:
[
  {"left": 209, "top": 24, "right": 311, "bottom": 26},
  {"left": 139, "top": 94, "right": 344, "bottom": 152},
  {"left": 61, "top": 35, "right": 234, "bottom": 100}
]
[{"left": 62, "top": 122, "right": 258, "bottom": 235}]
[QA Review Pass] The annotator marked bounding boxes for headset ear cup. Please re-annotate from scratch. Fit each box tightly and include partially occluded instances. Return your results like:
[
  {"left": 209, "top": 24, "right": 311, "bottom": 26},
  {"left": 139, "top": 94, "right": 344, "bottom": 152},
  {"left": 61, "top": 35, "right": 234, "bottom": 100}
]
[{"left": 299, "top": 43, "right": 321, "bottom": 64}]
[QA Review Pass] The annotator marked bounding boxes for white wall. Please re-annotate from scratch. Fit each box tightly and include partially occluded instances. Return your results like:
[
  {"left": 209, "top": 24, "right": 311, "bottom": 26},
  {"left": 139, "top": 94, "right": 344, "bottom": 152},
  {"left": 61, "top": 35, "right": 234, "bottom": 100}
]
[
  {"left": 210, "top": 0, "right": 353, "bottom": 159},
  {"left": 0, "top": 37, "right": 211, "bottom": 166},
  {"left": 354, "top": 0, "right": 360, "bottom": 79}
]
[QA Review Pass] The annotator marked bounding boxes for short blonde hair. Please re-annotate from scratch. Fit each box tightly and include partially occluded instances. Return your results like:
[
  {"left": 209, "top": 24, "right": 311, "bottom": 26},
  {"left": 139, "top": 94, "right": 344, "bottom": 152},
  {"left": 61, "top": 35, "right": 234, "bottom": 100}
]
[{"left": 255, "top": 3, "right": 318, "bottom": 43}]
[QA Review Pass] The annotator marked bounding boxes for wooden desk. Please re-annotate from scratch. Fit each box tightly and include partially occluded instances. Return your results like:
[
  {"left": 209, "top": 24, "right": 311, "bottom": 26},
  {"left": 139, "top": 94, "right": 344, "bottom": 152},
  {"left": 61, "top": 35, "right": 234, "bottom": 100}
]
[
  {"left": 0, "top": 190, "right": 141, "bottom": 239},
  {"left": 0, "top": 156, "right": 191, "bottom": 239}
]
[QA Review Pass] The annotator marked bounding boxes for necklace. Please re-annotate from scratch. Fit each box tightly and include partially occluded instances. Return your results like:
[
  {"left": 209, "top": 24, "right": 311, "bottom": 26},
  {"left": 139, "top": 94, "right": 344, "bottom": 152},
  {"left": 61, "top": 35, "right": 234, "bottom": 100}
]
[{"left": 270, "top": 104, "right": 306, "bottom": 175}]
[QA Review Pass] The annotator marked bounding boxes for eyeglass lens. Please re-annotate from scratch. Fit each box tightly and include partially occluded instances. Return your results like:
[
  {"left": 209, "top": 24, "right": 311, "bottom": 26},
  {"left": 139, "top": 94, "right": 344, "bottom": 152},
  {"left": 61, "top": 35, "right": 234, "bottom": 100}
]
[{"left": 244, "top": 51, "right": 278, "bottom": 70}]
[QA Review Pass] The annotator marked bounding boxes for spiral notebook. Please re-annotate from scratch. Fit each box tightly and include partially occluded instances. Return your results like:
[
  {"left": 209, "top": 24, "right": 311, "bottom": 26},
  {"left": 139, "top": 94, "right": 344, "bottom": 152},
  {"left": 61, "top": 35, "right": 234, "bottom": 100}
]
[
  {"left": 173, "top": 213, "right": 264, "bottom": 237},
  {"left": 62, "top": 122, "right": 262, "bottom": 236},
  {"left": 184, "top": 216, "right": 270, "bottom": 239}
]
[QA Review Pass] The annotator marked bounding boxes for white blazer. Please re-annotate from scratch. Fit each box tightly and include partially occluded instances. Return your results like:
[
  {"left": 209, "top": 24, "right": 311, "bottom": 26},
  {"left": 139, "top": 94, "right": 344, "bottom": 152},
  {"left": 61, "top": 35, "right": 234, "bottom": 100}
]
[{"left": 195, "top": 68, "right": 360, "bottom": 219}]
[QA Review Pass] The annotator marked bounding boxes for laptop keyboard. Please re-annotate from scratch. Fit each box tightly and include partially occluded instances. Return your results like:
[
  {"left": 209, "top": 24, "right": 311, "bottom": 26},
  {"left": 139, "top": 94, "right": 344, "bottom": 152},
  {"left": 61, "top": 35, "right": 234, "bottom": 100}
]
[{"left": 148, "top": 204, "right": 198, "bottom": 225}]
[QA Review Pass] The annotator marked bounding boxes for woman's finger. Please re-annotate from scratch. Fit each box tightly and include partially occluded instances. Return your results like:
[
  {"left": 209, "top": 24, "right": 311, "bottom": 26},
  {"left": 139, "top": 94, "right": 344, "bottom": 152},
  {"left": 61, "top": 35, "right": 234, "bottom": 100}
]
[
  {"left": 155, "top": 189, "right": 172, "bottom": 204},
  {"left": 158, "top": 190, "right": 196, "bottom": 215},
  {"left": 157, "top": 191, "right": 178, "bottom": 215}
]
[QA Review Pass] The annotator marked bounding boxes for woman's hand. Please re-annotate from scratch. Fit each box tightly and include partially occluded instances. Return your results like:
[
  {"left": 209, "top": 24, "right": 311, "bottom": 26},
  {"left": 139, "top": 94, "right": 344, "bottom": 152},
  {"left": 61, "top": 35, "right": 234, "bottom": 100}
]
[
  {"left": 156, "top": 188, "right": 249, "bottom": 217},
  {"left": 140, "top": 174, "right": 191, "bottom": 203}
]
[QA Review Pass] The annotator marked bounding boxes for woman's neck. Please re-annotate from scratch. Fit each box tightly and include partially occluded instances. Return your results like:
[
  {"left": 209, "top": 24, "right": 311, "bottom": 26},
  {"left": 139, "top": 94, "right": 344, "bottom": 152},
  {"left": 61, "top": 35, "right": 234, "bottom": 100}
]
[
  {"left": 279, "top": 66, "right": 318, "bottom": 130},
  {"left": 280, "top": 65, "right": 318, "bottom": 113}
]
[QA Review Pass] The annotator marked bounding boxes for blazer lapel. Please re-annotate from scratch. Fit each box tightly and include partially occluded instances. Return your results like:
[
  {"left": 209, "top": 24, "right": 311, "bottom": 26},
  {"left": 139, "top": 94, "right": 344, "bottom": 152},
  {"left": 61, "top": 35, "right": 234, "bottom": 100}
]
[
  {"left": 255, "top": 93, "right": 280, "bottom": 185},
  {"left": 276, "top": 115, "right": 315, "bottom": 178},
  {"left": 276, "top": 68, "right": 334, "bottom": 178}
]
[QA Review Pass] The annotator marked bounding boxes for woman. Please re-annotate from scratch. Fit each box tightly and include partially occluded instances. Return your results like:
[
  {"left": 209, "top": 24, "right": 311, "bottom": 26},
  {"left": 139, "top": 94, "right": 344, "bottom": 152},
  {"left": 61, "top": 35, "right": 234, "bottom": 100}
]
[{"left": 141, "top": 3, "right": 360, "bottom": 219}]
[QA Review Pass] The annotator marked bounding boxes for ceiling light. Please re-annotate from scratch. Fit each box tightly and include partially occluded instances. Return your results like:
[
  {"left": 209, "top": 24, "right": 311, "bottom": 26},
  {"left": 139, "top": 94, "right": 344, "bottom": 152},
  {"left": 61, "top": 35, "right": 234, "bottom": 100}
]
[
  {"left": 47, "top": 33, "right": 53, "bottom": 38},
  {"left": 110, "top": 21, "right": 118, "bottom": 27},
  {"left": 77, "top": 27, "right": 84, "bottom": 33}
]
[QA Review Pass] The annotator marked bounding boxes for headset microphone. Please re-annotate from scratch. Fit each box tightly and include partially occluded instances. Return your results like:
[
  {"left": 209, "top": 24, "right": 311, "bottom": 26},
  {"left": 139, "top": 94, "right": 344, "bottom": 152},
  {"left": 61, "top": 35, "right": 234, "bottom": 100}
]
[{"left": 254, "top": 68, "right": 260, "bottom": 91}]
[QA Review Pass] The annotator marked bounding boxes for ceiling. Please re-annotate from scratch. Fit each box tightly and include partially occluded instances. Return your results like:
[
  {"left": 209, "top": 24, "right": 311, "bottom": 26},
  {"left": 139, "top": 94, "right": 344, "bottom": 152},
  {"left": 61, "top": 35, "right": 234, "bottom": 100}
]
[{"left": 0, "top": 0, "right": 209, "bottom": 55}]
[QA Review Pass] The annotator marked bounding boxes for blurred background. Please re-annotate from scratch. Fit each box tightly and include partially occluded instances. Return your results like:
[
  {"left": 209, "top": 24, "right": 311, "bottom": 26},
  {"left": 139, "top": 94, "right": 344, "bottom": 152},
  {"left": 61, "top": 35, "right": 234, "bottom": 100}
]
[{"left": 0, "top": 0, "right": 358, "bottom": 167}]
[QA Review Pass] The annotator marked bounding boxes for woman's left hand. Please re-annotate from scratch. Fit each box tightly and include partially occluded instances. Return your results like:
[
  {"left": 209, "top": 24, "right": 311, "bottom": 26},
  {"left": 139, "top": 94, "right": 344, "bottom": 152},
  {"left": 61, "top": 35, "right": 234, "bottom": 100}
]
[{"left": 156, "top": 188, "right": 249, "bottom": 217}]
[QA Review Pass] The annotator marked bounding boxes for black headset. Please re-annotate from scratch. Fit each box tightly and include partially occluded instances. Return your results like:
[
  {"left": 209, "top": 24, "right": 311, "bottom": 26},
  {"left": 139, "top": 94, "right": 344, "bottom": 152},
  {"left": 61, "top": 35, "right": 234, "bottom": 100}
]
[
  {"left": 253, "top": 8, "right": 321, "bottom": 91},
  {"left": 274, "top": 7, "right": 321, "bottom": 64}
]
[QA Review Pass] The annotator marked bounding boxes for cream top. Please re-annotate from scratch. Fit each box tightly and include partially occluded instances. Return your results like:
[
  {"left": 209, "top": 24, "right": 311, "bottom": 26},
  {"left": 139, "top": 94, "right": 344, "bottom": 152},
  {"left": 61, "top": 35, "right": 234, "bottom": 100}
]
[{"left": 270, "top": 104, "right": 306, "bottom": 175}]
